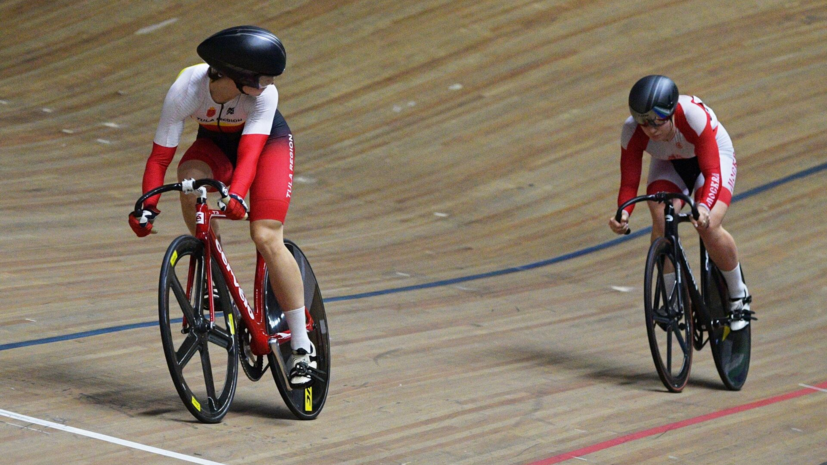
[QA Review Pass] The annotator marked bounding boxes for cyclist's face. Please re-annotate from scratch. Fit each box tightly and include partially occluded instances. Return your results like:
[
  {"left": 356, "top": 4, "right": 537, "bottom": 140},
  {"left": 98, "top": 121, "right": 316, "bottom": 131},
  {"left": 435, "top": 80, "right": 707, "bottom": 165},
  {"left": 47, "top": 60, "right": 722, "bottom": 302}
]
[{"left": 640, "top": 117, "right": 673, "bottom": 140}]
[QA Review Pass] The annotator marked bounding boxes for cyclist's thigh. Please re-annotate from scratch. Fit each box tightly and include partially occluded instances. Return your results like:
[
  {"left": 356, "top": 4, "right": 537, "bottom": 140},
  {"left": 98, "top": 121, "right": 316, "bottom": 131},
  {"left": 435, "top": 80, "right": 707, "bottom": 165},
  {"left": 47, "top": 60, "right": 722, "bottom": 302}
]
[
  {"left": 249, "top": 133, "right": 295, "bottom": 223},
  {"left": 646, "top": 158, "right": 688, "bottom": 196},
  {"left": 692, "top": 151, "right": 736, "bottom": 207},
  {"left": 707, "top": 197, "right": 730, "bottom": 228},
  {"left": 178, "top": 138, "right": 234, "bottom": 185}
]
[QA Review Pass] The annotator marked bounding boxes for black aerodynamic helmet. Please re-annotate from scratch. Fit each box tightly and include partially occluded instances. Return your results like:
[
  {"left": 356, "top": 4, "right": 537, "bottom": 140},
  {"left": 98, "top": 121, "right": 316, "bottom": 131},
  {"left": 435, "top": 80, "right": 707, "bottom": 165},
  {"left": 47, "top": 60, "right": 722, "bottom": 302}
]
[
  {"left": 628, "top": 75, "right": 679, "bottom": 125},
  {"left": 197, "top": 25, "right": 286, "bottom": 89}
]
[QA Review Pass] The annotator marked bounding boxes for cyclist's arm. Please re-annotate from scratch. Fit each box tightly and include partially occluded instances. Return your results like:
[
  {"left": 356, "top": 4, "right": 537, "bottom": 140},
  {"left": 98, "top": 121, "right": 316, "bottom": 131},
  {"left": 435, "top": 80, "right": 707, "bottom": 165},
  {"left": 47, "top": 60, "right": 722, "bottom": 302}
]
[
  {"left": 228, "top": 86, "right": 279, "bottom": 199},
  {"left": 675, "top": 103, "right": 722, "bottom": 212},
  {"left": 618, "top": 121, "right": 647, "bottom": 216},
  {"left": 142, "top": 67, "right": 202, "bottom": 208}
]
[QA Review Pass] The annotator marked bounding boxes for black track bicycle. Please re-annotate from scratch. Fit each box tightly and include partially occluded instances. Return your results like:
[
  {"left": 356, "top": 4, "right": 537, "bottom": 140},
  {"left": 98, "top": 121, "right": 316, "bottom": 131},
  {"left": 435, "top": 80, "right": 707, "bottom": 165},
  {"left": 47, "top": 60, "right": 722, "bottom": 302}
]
[{"left": 616, "top": 192, "right": 754, "bottom": 392}]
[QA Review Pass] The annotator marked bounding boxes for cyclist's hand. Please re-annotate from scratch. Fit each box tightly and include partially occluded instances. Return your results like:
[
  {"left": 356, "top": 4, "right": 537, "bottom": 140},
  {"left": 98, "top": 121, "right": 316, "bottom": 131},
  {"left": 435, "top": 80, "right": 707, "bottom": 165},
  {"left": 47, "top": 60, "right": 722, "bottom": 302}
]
[
  {"left": 129, "top": 207, "right": 160, "bottom": 237},
  {"left": 220, "top": 193, "right": 249, "bottom": 220},
  {"left": 609, "top": 210, "right": 630, "bottom": 235},
  {"left": 692, "top": 204, "right": 711, "bottom": 229}
]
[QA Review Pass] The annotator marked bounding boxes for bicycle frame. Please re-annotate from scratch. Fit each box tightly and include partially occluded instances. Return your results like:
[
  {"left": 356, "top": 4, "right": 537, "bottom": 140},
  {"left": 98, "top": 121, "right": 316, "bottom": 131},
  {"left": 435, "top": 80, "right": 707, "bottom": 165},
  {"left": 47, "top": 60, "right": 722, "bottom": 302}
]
[
  {"left": 187, "top": 186, "right": 313, "bottom": 357},
  {"left": 659, "top": 200, "right": 723, "bottom": 348}
]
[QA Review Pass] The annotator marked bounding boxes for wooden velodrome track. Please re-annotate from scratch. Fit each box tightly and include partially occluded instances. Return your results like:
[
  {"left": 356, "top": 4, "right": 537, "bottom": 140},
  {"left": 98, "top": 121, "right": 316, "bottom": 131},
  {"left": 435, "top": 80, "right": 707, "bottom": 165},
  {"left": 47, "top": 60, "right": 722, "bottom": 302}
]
[{"left": 1, "top": 0, "right": 826, "bottom": 463}]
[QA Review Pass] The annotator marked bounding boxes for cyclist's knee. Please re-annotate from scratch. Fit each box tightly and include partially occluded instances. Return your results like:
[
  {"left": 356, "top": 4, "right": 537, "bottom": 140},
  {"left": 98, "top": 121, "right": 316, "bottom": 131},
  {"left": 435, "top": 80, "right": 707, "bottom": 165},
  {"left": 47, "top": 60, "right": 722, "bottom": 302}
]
[
  {"left": 697, "top": 220, "right": 725, "bottom": 243},
  {"left": 250, "top": 220, "right": 285, "bottom": 253},
  {"left": 177, "top": 160, "right": 212, "bottom": 181}
]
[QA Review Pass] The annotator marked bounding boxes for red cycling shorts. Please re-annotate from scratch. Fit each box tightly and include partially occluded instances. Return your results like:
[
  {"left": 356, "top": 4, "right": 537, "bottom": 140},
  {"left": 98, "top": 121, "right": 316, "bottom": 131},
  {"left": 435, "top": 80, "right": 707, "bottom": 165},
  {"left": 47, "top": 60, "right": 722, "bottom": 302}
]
[{"left": 179, "top": 134, "right": 295, "bottom": 223}]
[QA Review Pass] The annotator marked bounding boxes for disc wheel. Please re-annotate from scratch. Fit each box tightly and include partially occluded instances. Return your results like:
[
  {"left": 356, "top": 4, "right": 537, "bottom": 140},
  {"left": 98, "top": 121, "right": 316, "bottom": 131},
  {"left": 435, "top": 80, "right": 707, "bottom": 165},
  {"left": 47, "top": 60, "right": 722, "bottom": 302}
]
[
  {"left": 644, "top": 237, "right": 694, "bottom": 392},
  {"left": 264, "top": 240, "right": 331, "bottom": 420},
  {"left": 158, "top": 235, "right": 239, "bottom": 423},
  {"left": 705, "top": 261, "right": 751, "bottom": 390}
]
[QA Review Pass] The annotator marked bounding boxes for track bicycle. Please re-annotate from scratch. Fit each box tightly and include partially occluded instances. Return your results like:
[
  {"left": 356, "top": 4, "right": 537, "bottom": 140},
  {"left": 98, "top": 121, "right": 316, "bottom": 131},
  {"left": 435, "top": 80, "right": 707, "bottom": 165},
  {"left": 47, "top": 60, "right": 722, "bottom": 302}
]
[
  {"left": 134, "top": 178, "right": 330, "bottom": 422},
  {"left": 616, "top": 192, "right": 754, "bottom": 392}
]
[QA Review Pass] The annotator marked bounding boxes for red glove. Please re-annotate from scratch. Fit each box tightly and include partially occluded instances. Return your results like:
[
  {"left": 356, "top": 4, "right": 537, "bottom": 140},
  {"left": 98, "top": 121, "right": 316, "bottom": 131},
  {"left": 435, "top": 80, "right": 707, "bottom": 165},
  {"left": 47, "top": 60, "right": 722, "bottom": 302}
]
[
  {"left": 129, "top": 208, "right": 160, "bottom": 237},
  {"left": 221, "top": 193, "right": 249, "bottom": 220}
]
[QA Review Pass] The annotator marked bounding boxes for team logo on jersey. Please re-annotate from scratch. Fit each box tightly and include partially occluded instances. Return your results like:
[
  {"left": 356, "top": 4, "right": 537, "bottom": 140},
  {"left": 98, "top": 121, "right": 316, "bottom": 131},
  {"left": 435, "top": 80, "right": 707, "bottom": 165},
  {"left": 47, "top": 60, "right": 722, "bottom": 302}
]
[
  {"left": 207, "top": 107, "right": 216, "bottom": 118},
  {"left": 227, "top": 107, "right": 235, "bottom": 115}
]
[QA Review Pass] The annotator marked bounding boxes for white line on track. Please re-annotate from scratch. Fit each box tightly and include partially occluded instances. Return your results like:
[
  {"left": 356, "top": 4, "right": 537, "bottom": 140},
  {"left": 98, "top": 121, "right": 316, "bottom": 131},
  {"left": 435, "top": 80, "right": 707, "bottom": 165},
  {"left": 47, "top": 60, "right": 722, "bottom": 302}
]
[
  {"left": 0, "top": 409, "right": 224, "bottom": 465},
  {"left": 135, "top": 18, "right": 179, "bottom": 35},
  {"left": 799, "top": 383, "right": 827, "bottom": 393}
]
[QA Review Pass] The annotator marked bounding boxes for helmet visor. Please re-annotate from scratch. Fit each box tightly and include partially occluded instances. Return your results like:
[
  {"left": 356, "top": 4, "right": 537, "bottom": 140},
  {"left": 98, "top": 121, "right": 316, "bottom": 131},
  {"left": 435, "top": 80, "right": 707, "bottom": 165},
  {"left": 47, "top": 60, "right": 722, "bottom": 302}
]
[{"left": 630, "top": 107, "right": 672, "bottom": 127}]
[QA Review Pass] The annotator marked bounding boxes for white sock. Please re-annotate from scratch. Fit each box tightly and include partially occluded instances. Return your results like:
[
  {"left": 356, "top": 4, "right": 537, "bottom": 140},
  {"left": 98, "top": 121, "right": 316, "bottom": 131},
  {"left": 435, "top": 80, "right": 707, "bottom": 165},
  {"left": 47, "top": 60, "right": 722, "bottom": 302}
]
[
  {"left": 284, "top": 307, "right": 311, "bottom": 352},
  {"left": 663, "top": 272, "right": 676, "bottom": 298},
  {"left": 721, "top": 264, "right": 748, "bottom": 300}
]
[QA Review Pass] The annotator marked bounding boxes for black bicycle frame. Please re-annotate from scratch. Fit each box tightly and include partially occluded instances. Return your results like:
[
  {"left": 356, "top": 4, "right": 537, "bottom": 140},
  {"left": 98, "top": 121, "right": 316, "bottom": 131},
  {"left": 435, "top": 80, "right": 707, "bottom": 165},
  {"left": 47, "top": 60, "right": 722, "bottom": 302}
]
[{"left": 660, "top": 201, "right": 722, "bottom": 348}]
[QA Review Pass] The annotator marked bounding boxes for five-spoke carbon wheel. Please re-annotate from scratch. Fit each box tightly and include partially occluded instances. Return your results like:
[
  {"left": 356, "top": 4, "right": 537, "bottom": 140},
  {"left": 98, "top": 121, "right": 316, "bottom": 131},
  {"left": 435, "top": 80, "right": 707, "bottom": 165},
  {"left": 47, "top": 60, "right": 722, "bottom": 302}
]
[
  {"left": 159, "top": 235, "right": 239, "bottom": 423},
  {"left": 644, "top": 237, "right": 694, "bottom": 392}
]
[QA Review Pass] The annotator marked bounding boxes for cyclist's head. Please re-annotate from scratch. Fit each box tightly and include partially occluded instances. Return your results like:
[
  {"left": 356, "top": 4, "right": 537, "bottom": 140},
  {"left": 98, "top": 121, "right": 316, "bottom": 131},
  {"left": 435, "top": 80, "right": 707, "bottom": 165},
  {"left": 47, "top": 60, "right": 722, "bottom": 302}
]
[
  {"left": 197, "top": 25, "right": 286, "bottom": 91},
  {"left": 628, "top": 75, "right": 679, "bottom": 127}
]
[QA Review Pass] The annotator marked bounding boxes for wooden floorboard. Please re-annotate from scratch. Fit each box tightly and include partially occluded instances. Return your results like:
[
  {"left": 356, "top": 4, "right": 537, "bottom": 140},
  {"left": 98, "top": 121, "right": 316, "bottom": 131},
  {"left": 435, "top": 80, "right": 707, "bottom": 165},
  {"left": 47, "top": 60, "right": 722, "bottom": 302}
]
[{"left": 1, "top": 0, "right": 826, "bottom": 463}]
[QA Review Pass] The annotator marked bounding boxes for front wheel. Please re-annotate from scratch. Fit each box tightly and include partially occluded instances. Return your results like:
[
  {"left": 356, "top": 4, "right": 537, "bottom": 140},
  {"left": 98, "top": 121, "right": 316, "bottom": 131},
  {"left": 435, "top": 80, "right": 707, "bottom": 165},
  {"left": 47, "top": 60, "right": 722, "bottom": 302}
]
[
  {"left": 644, "top": 237, "right": 694, "bottom": 392},
  {"left": 158, "top": 235, "right": 239, "bottom": 423},
  {"left": 705, "top": 261, "right": 751, "bottom": 390},
  {"left": 264, "top": 240, "right": 331, "bottom": 420}
]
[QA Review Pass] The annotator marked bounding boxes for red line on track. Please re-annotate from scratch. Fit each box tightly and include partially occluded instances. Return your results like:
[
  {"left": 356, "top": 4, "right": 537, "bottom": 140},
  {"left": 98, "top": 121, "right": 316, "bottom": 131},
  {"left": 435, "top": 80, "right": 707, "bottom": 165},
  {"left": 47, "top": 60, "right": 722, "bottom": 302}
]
[{"left": 528, "top": 381, "right": 827, "bottom": 465}]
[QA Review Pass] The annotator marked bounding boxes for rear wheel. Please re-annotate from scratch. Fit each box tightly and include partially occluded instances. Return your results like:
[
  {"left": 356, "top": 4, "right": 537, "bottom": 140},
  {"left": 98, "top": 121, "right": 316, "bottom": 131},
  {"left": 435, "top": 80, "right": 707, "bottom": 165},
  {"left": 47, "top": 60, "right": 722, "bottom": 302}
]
[
  {"left": 264, "top": 240, "right": 331, "bottom": 420},
  {"left": 644, "top": 237, "right": 693, "bottom": 392},
  {"left": 158, "top": 235, "right": 238, "bottom": 423},
  {"left": 705, "top": 260, "right": 751, "bottom": 390}
]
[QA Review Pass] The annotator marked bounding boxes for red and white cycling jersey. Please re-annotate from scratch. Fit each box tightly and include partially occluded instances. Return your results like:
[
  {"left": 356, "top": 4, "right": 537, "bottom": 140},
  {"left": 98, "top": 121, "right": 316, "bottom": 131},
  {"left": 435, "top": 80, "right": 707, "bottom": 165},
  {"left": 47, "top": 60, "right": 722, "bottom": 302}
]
[
  {"left": 153, "top": 64, "right": 278, "bottom": 145},
  {"left": 618, "top": 95, "right": 736, "bottom": 214},
  {"left": 143, "top": 64, "right": 279, "bottom": 208}
]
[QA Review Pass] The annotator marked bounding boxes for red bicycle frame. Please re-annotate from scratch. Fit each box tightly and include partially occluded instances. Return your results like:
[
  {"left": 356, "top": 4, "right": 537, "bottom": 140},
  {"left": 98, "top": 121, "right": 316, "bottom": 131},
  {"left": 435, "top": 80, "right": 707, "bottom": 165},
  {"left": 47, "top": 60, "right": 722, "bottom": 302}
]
[{"left": 188, "top": 191, "right": 313, "bottom": 357}]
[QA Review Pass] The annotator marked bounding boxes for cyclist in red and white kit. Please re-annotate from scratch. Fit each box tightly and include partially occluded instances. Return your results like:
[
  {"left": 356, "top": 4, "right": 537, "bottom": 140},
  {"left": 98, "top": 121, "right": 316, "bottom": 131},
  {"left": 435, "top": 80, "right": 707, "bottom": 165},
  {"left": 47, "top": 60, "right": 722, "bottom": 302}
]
[
  {"left": 129, "top": 26, "right": 316, "bottom": 385},
  {"left": 608, "top": 75, "right": 753, "bottom": 330}
]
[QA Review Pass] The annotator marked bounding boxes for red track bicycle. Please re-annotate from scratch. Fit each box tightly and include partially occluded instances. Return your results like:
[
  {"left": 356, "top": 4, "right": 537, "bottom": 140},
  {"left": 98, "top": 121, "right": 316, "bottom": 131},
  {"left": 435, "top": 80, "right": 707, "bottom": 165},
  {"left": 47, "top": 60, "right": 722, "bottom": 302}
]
[{"left": 134, "top": 178, "right": 330, "bottom": 422}]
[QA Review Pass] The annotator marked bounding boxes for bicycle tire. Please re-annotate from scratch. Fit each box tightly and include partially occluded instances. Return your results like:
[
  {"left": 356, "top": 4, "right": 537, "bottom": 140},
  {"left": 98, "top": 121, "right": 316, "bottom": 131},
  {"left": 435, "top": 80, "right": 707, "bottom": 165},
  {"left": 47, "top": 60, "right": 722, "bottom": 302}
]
[
  {"left": 644, "top": 237, "right": 694, "bottom": 392},
  {"left": 158, "top": 235, "right": 239, "bottom": 423},
  {"left": 705, "top": 261, "right": 751, "bottom": 390},
  {"left": 264, "top": 240, "right": 331, "bottom": 420}
]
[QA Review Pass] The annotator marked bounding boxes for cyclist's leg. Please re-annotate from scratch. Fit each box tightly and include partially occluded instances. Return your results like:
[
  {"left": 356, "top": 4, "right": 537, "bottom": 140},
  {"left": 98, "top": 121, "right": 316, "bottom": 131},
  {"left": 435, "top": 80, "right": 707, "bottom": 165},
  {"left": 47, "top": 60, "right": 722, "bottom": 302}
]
[
  {"left": 693, "top": 156, "right": 748, "bottom": 299},
  {"left": 646, "top": 158, "right": 687, "bottom": 243},
  {"left": 251, "top": 220, "right": 305, "bottom": 315},
  {"left": 176, "top": 138, "right": 234, "bottom": 235},
  {"left": 247, "top": 133, "right": 311, "bottom": 352},
  {"left": 695, "top": 201, "right": 738, "bottom": 271},
  {"left": 646, "top": 159, "right": 687, "bottom": 287}
]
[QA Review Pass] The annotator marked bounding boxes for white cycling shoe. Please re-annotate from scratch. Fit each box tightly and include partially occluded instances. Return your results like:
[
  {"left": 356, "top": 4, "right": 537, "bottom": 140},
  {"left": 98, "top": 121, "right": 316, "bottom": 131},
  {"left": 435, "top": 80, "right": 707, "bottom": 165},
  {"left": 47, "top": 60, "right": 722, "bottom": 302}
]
[
  {"left": 288, "top": 342, "right": 317, "bottom": 386},
  {"left": 728, "top": 295, "right": 753, "bottom": 331}
]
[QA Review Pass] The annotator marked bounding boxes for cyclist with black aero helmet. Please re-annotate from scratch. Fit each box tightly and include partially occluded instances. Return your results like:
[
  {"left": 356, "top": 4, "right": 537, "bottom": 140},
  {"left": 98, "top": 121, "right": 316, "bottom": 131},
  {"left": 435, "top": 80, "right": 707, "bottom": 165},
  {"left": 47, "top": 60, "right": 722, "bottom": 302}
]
[
  {"left": 608, "top": 75, "right": 753, "bottom": 330},
  {"left": 129, "top": 26, "right": 316, "bottom": 385}
]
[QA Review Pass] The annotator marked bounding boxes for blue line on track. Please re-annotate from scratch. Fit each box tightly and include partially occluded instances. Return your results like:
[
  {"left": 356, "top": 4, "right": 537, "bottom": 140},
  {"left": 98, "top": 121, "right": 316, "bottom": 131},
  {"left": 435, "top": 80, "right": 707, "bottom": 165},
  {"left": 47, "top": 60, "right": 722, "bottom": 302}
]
[{"left": 3, "top": 161, "right": 826, "bottom": 352}]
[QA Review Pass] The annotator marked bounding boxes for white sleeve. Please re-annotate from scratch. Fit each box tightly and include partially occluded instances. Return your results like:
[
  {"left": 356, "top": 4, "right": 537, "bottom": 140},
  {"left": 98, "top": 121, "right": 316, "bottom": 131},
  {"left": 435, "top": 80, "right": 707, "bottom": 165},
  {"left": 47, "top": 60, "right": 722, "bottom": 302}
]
[
  {"left": 679, "top": 95, "right": 720, "bottom": 137},
  {"left": 242, "top": 85, "right": 278, "bottom": 136},
  {"left": 620, "top": 117, "right": 638, "bottom": 150},
  {"left": 153, "top": 66, "right": 204, "bottom": 147}
]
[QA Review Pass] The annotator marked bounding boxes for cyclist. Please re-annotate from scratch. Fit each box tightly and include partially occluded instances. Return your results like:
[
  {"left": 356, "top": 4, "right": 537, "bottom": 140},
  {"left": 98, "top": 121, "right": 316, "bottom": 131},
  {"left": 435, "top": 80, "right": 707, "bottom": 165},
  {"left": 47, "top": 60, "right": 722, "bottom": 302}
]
[
  {"left": 129, "top": 26, "right": 316, "bottom": 385},
  {"left": 608, "top": 75, "right": 752, "bottom": 330}
]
